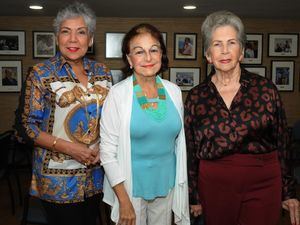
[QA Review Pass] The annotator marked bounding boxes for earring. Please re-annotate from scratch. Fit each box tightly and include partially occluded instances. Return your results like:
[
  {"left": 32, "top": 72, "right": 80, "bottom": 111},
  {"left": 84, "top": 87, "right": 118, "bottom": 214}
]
[{"left": 130, "top": 65, "right": 133, "bottom": 69}]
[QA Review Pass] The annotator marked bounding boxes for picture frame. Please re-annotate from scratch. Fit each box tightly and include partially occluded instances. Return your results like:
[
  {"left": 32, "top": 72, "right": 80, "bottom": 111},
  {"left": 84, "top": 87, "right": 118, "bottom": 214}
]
[
  {"left": 244, "top": 66, "right": 266, "bottom": 77},
  {"left": 87, "top": 43, "right": 95, "bottom": 54},
  {"left": 174, "top": 33, "right": 197, "bottom": 60},
  {"left": 0, "top": 31, "right": 25, "bottom": 55},
  {"left": 33, "top": 31, "right": 56, "bottom": 58},
  {"left": 110, "top": 69, "right": 125, "bottom": 85},
  {"left": 169, "top": 67, "right": 200, "bottom": 91},
  {"left": 105, "top": 32, "right": 125, "bottom": 59},
  {"left": 0, "top": 60, "right": 22, "bottom": 92},
  {"left": 242, "top": 33, "right": 263, "bottom": 64},
  {"left": 268, "top": 33, "right": 299, "bottom": 57},
  {"left": 161, "top": 32, "right": 167, "bottom": 46},
  {"left": 271, "top": 60, "right": 294, "bottom": 91},
  {"left": 299, "top": 70, "right": 300, "bottom": 92}
]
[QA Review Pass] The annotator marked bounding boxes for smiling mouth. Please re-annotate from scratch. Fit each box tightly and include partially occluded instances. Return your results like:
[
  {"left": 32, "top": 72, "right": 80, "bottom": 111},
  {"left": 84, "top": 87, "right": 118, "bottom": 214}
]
[
  {"left": 67, "top": 47, "right": 79, "bottom": 52},
  {"left": 143, "top": 64, "right": 155, "bottom": 68},
  {"left": 220, "top": 59, "right": 231, "bottom": 63}
]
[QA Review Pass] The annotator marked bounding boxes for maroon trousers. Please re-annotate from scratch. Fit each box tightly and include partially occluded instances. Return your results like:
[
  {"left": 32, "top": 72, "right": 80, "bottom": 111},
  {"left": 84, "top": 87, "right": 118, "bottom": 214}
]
[{"left": 199, "top": 151, "right": 282, "bottom": 225}]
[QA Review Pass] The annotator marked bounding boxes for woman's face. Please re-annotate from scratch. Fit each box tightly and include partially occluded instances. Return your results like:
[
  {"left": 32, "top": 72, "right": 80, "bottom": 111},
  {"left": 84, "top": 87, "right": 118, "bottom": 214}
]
[
  {"left": 126, "top": 32, "right": 162, "bottom": 78},
  {"left": 56, "top": 16, "right": 93, "bottom": 63},
  {"left": 206, "top": 25, "right": 244, "bottom": 73}
]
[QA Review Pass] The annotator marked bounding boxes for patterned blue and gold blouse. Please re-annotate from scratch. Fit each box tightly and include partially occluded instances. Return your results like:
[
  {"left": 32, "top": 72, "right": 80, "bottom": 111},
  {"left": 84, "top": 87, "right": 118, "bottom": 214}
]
[{"left": 15, "top": 52, "right": 112, "bottom": 203}]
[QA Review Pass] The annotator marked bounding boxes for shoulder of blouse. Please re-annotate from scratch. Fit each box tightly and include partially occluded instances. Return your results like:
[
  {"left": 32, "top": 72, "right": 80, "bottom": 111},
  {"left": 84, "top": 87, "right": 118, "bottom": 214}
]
[
  {"left": 241, "top": 69, "right": 279, "bottom": 93},
  {"left": 89, "top": 60, "right": 110, "bottom": 71},
  {"left": 242, "top": 69, "right": 281, "bottom": 104},
  {"left": 187, "top": 81, "right": 210, "bottom": 96},
  {"left": 31, "top": 56, "right": 59, "bottom": 79},
  {"left": 109, "top": 75, "right": 132, "bottom": 93},
  {"left": 82, "top": 57, "right": 110, "bottom": 75},
  {"left": 241, "top": 68, "right": 273, "bottom": 86}
]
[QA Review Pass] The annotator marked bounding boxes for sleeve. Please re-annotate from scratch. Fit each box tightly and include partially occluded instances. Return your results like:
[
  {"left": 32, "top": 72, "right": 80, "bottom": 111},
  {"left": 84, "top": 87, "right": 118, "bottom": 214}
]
[
  {"left": 272, "top": 85, "right": 297, "bottom": 200},
  {"left": 184, "top": 90, "right": 201, "bottom": 205},
  {"left": 100, "top": 88, "right": 126, "bottom": 187},
  {"left": 14, "top": 67, "right": 46, "bottom": 145}
]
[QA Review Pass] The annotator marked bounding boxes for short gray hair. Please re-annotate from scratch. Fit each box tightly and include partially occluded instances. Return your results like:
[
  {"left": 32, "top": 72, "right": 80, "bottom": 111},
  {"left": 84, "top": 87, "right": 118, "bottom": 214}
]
[
  {"left": 201, "top": 10, "right": 246, "bottom": 55},
  {"left": 53, "top": 2, "right": 96, "bottom": 36}
]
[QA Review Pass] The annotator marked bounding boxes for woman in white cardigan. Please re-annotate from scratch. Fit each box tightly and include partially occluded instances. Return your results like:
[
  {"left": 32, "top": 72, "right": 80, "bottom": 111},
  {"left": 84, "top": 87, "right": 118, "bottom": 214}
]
[{"left": 100, "top": 23, "right": 190, "bottom": 225}]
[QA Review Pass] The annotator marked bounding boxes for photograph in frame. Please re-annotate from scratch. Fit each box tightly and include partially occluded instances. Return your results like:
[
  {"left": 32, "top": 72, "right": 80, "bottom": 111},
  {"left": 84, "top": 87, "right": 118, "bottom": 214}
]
[
  {"left": 244, "top": 66, "right": 266, "bottom": 77},
  {"left": 242, "top": 34, "right": 263, "bottom": 64},
  {"left": 33, "top": 31, "right": 56, "bottom": 58},
  {"left": 0, "top": 31, "right": 25, "bottom": 55},
  {"left": 271, "top": 60, "right": 294, "bottom": 91},
  {"left": 268, "top": 34, "right": 299, "bottom": 57},
  {"left": 0, "top": 60, "right": 22, "bottom": 92},
  {"left": 105, "top": 32, "right": 125, "bottom": 59},
  {"left": 174, "top": 33, "right": 197, "bottom": 60},
  {"left": 110, "top": 69, "right": 125, "bottom": 85},
  {"left": 169, "top": 67, "right": 200, "bottom": 91}
]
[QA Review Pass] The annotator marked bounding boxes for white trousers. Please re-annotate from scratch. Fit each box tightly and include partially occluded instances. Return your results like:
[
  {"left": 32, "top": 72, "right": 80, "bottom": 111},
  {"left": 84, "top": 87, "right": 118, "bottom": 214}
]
[{"left": 132, "top": 190, "right": 174, "bottom": 225}]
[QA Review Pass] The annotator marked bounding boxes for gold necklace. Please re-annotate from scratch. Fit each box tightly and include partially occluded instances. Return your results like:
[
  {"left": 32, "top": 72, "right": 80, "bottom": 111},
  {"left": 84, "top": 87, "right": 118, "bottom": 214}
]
[
  {"left": 67, "top": 67, "right": 101, "bottom": 145},
  {"left": 144, "top": 92, "right": 158, "bottom": 109}
]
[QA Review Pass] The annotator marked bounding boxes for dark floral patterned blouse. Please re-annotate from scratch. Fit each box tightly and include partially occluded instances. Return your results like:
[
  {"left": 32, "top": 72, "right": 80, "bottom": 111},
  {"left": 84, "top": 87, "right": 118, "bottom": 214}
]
[{"left": 184, "top": 68, "right": 296, "bottom": 205}]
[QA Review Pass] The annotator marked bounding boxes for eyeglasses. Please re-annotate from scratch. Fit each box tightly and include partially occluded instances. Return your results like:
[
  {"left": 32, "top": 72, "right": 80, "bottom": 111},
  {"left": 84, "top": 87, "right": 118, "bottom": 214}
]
[{"left": 129, "top": 45, "right": 162, "bottom": 58}]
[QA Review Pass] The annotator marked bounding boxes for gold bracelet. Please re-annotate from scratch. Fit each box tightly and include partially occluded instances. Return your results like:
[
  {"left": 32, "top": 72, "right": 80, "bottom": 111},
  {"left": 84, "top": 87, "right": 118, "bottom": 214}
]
[{"left": 52, "top": 137, "right": 59, "bottom": 151}]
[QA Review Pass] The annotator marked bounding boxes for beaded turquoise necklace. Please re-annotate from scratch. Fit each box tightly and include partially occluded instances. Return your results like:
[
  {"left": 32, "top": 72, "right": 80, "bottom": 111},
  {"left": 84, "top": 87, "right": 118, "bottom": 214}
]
[{"left": 133, "top": 74, "right": 167, "bottom": 121}]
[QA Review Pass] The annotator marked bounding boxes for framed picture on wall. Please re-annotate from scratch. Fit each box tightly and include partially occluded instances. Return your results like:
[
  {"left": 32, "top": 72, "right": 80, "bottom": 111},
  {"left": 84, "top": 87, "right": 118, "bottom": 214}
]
[
  {"left": 244, "top": 66, "right": 266, "bottom": 77},
  {"left": 268, "top": 33, "right": 299, "bottom": 57},
  {"left": 87, "top": 43, "right": 95, "bottom": 54},
  {"left": 110, "top": 69, "right": 125, "bottom": 85},
  {"left": 161, "top": 32, "right": 167, "bottom": 46},
  {"left": 169, "top": 67, "right": 200, "bottom": 91},
  {"left": 0, "top": 31, "right": 25, "bottom": 55},
  {"left": 174, "top": 33, "right": 197, "bottom": 60},
  {"left": 242, "top": 33, "right": 263, "bottom": 64},
  {"left": 0, "top": 60, "right": 22, "bottom": 92},
  {"left": 33, "top": 31, "right": 56, "bottom": 58},
  {"left": 105, "top": 32, "right": 125, "bottom": 59},
  {"left": 271, "top": 60, "right": 294, "bottom": 91},
  {"left": 298, "top": 69, "right": 300, "bottom": 92}
]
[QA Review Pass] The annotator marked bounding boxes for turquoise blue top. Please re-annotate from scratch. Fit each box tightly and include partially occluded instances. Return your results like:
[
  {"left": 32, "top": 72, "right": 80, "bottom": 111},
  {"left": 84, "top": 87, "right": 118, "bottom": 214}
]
[{"left": 130, "top": 90, "right": 181, "bottom": 200}]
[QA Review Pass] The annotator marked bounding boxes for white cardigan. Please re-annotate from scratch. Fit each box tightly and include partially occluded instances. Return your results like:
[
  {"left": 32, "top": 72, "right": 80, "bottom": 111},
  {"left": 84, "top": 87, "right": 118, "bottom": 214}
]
[{"left": 100, "top": 76, "right": 190, "bottom": 225}]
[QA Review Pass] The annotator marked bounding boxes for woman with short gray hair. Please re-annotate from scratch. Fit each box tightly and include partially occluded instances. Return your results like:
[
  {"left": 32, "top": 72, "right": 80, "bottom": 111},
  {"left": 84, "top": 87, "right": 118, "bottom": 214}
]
[
  {"left": 15, "top": 2, "right": 111, "bottom": 225},
  {"left": 201, "top": 10, "right": 246, "bottom": 55},
  {"left": 185, "top": 10, "right": 299, "bottom": 225},
  {"left": 53, "top": 2, "right": 96, "bottom": 36}
]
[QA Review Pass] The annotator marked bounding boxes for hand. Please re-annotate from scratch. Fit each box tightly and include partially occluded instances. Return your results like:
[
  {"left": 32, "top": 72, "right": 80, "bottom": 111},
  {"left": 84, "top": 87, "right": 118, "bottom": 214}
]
[
  {"left": 118, "top": 199, "right": 136, "bottom": 225},
  {"left": 90, "top": 146, "right": 100, "bottom": 165},
  {"left": 282, "top": 199, "right": 300, "bottom": 225},
  {"left": 113, "top": 183, "right": 136, "bottom": 225},
  {"left": 68, "top": 142, "right": 96, "bottom": 166},
  {"left": 190, "top": 204, "right": 202, "bottom": 217},
  {"left": 34, "top": 132, "right": 96, "bottom": 166}
]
